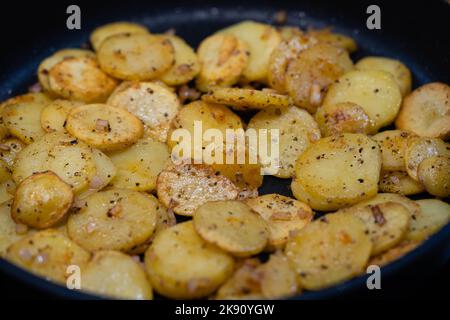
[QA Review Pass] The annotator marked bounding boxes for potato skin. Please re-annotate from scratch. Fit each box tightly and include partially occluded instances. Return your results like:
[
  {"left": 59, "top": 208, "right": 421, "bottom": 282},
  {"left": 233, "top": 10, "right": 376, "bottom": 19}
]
[
  {"left": 12, "top": 171, "right": 73, "bottom": 229},
  {"left": 145, "top": 221, "right": 234, "bottom": 299}
]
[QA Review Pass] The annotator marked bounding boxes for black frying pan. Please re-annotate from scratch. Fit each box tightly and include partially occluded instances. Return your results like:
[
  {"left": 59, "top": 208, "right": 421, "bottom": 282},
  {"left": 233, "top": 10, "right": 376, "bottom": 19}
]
[{"left": 0, "top": 0, "right": 449, "bottom": 299}]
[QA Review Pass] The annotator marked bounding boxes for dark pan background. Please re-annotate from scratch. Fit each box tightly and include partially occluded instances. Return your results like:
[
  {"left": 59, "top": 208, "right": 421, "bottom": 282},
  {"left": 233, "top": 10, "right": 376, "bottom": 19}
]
[{"left": 0, "top": 0, "right": 448, "bottom": 299}]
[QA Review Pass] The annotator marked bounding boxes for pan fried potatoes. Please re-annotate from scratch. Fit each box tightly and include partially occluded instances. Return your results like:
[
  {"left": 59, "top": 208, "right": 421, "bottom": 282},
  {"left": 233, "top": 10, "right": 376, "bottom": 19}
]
[
  {"left": 1, "top": 18, "right": 449, "bottom": 300},
  {"left": 65, "top": 104, "right": 144, "bottom": 151},
  {"left": 291, "top": 134, "right": 381, "bottom": 211}
]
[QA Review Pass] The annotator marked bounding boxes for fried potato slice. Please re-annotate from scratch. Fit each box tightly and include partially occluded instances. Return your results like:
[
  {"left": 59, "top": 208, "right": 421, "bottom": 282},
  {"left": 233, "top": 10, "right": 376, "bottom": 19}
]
[
  {"left": 248, "top": 106, "right": 321, "bottom": 178},
  {"left": 90, "top": 21, "right": 149, "bottom": 51},
  {"left": 278, "top": 26, "right": 304, "bottom": 40},
  {"left": 167, "top": 101, "right": 243, "bottom": 159},
  {"left": 372, "top": 130, "right": 416, "bottom": 171},
  {"left": 0, "top": 159, "right": 11, "bottom": 183},
  {"left": 107, "top": 81, "right": 181, "bottom": 142},
  {"left": 196, "top": 34, "right": 249, "bottom": 92},
  {"left": 12, "top": 171, "right": 73, "bottom": 229},
  {"left": 5, "top": 229, "right": 90, "bottom": 284},
  {"left": 156, "top": 163, "right": 239, "bottom": 216},
  {"left": 245, "top": 194, "right": 313, "bottom": 250},
  {"left": 76, "top": 148, "right": 117, "bottom": 199},
  {"left": 356, "top": 193, "right": 423, "bottom": 241},
  {"left": 0, "top": 202, "right": 32, "bottom": 256},
  {"left": 159, "top": 35, "right": 200, "bottom": 86},
  {"left": 144, "top": 221, "right": 234, "bottom": 299},
  {"left": 193, "top": 200, "right": 269, "bottom": 257},
  {"left": 216, "top": 252, "right": 299, "bottom": 299},
  {"left": 323, "top": 70, "right": 402, "bottom": 133},
  {"left": 379, "top": 171, "right": 425, "bottom": 195},
  {"left": 201, "top": 88, "right": 290, "bottom": 111},
  {"left": 408, "top": 199, "right": 450, "bottom": 241},
  {"left": 37, "top": 49, "right": 96, "bottom": 92},
  {"left": 0, "top": 179, "right": 14, "bottom": 205},
  {"left": 285, "top": 213, "right": 372, "bottom": 290},
  {"left": 368, "top": 240, "right": 420, "bottom": 267},
  {"left": 108, "top": 137, "right": 170, "bottom": 192},
  {"left": 418, "top": 156, "right": 450, "bottom": 197},
  {"left": 0, "top": 139, "right": 25, "bottom": 170},
  {"left": 338, "top": 202, "right": 410, "bottom": 255},
  {"left": 40, "top": 99, "right": 83, "bottom": 133},
  {"left": 307, "top": 28, "right": 358, "bottom": 53},
  {"left": 355, "top": 56, "right": 412, "bottom": 96},
  {"left": 268, "top": 34, "right": 318, "bottom": 92},
  {"left": 97, "top": 33, "right": 175, "bottom": 80},
  {"left": 395, "top": 82, "right": 450, "bottom": 139},
  {"left": 66, "top": 103, "right": 144, "bottom": 151},
  {"left": 285, "top": 43, "right": 353, "bottom": 113},
  {"left": 315, "top": 102, "right": 371, "bottom": 136},
  {"left": 291, "top": 133, "right": 381, "bottom": 211},
  {"left": 2, "top": 93, "right": 52, "bottom": 144},
  {"left": 67, "top": 189, "right": 157, "bottom": 252},
  {"left": 81, "top": 250, "right": 153, "bottom": 300},
  {"left": 218, "top": 21, "right": 281, "bottom": 82},
  {"left": 404, "top": 137, "right": 450, "bottom": 181},
  {"left": 48, "top": 56, "right": 118, "bottom": 103},
  {"left": 12, "top": 132, "right": 97, "bottom": 194}
]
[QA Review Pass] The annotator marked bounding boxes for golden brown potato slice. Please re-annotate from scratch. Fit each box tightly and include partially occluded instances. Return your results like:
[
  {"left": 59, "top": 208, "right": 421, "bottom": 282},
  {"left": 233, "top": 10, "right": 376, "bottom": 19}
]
[
  {"left": 408, "top": 199, "right": 450, "bottom": 241},
  {"left": 396, "top": 83, "right": 450, "bottom": 139},
  {"left": 218, "top": 21, "right": 281, "bottom": 82},
  {"left": 285, "top": 213, "right": 372, "bottom": 290},
  {"left": 97, "top": 33, "right": 175, "bottom": 80},
  {"left": 37, "top": 49, "right": 96, "bottom": 92},
  {"left": 248, "top": 106, "right": 321, "bottom": 178},
  {"left": 315, "top": 102, "right": 371, "bottom": 136},
  {"left": 40, "top": 99, "right": 83, "bottom": 133},
  {"left": 81, "top": 250, "right": 153, "bottom": 300},
  {"left": 285, "top": 43, "right": 353, "bottom": 113},
  {"left": 48, "top": 56, "right": 118, "bottom": 103},
  {"left": 368, "top": 240, "right": 420, "bottom": 267},
  {"left": 167, "top": 100, "right": 243, "bottom": 158},
  {"left": 0, "top": 139, "right": 25, "bottom": 170},
  {"left": 356, "top": 193, "right": 423, "bottom": 241},
  {"left": 307, "top": 28, "right": 358, "bottom": 53},
  {"left": 278, "top": 26, "right": 304, "bottom": 40},
  {"left": 338, "top": 202, "right": 410, "bottom": 255},
  {"left": 245, "top": 194, "right": 313, "bottom": 250},
  {"left": 355, "top": 56, "right": 412, "bottom": 96},
  {"left": 12, "top": 172, "right": 73, "bottom": 229},
  {"left": 418, "top": 156, "right": 450, "bottom": 197},
  {"left": 196, "top": 34, "right": 249, "bottom": 92},
  {"left": 156, "top": 163, "right": 239, "bottom": 216},
  {"left": 0, "top": 202, "right": 32, "bottom": 256},
  {"left": 372, "top": 130, "right": 416, "bottom": 171},
  {"left": 2, "top": 93, "right": 52, "bottom": 144},
  {"left": 404, "top": 137, "right": 450, "bottom": 181},
  {"left": 193, "top": 200, "right": 269, "bottom": 257},
  {"left": 5, "top": 229, "right": 90, "bottom": 284},
  {"left": 0, "top": 159, "right": 11, "bottom": 184},
  {"left": 159, "top": 35, "right": 200, "bottom": 86},
  {"left": 201, "top": 88, "right": 290, "bottom": 111},
  {"left": 90, "top": 21, "right": 149, "bottom": 51},
  {"left": 0, "top": 179, "right": 15, "bottom": 205},
  {"left": 108, "top": 137, "right": 170, "bottom": 192},
  {"left": 12, "top": 132, "right": 97, "bottom": 194},
  {"left": 107, "top": 81, "right": 181, "bottom": 142},
  {"left": 267, "top": 34, "right": 318, "bottom": 93},
  {"left": 379, "top": 171, "right": 425, "bottom": 195},
  {"left": 67, "top": 189, "right": 157, "bottom": 252},
  {"left": 66, "top": 104, "right": 144, "bottom": 151},
  {"left": 323, "top": 70, "right": 402, "bottom": 133},
  {"left": 291, "top": 134, "right": 381, "bottom": 211},
  {"left": 144, "top": 221, "right": 234, "bottom": 299}
]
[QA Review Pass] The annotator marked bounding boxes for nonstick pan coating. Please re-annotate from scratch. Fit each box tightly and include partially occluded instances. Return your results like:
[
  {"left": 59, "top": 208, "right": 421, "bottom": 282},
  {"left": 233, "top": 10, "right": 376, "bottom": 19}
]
[{"left": 0, "top": 0, "right": 448, "bottom": 299}]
